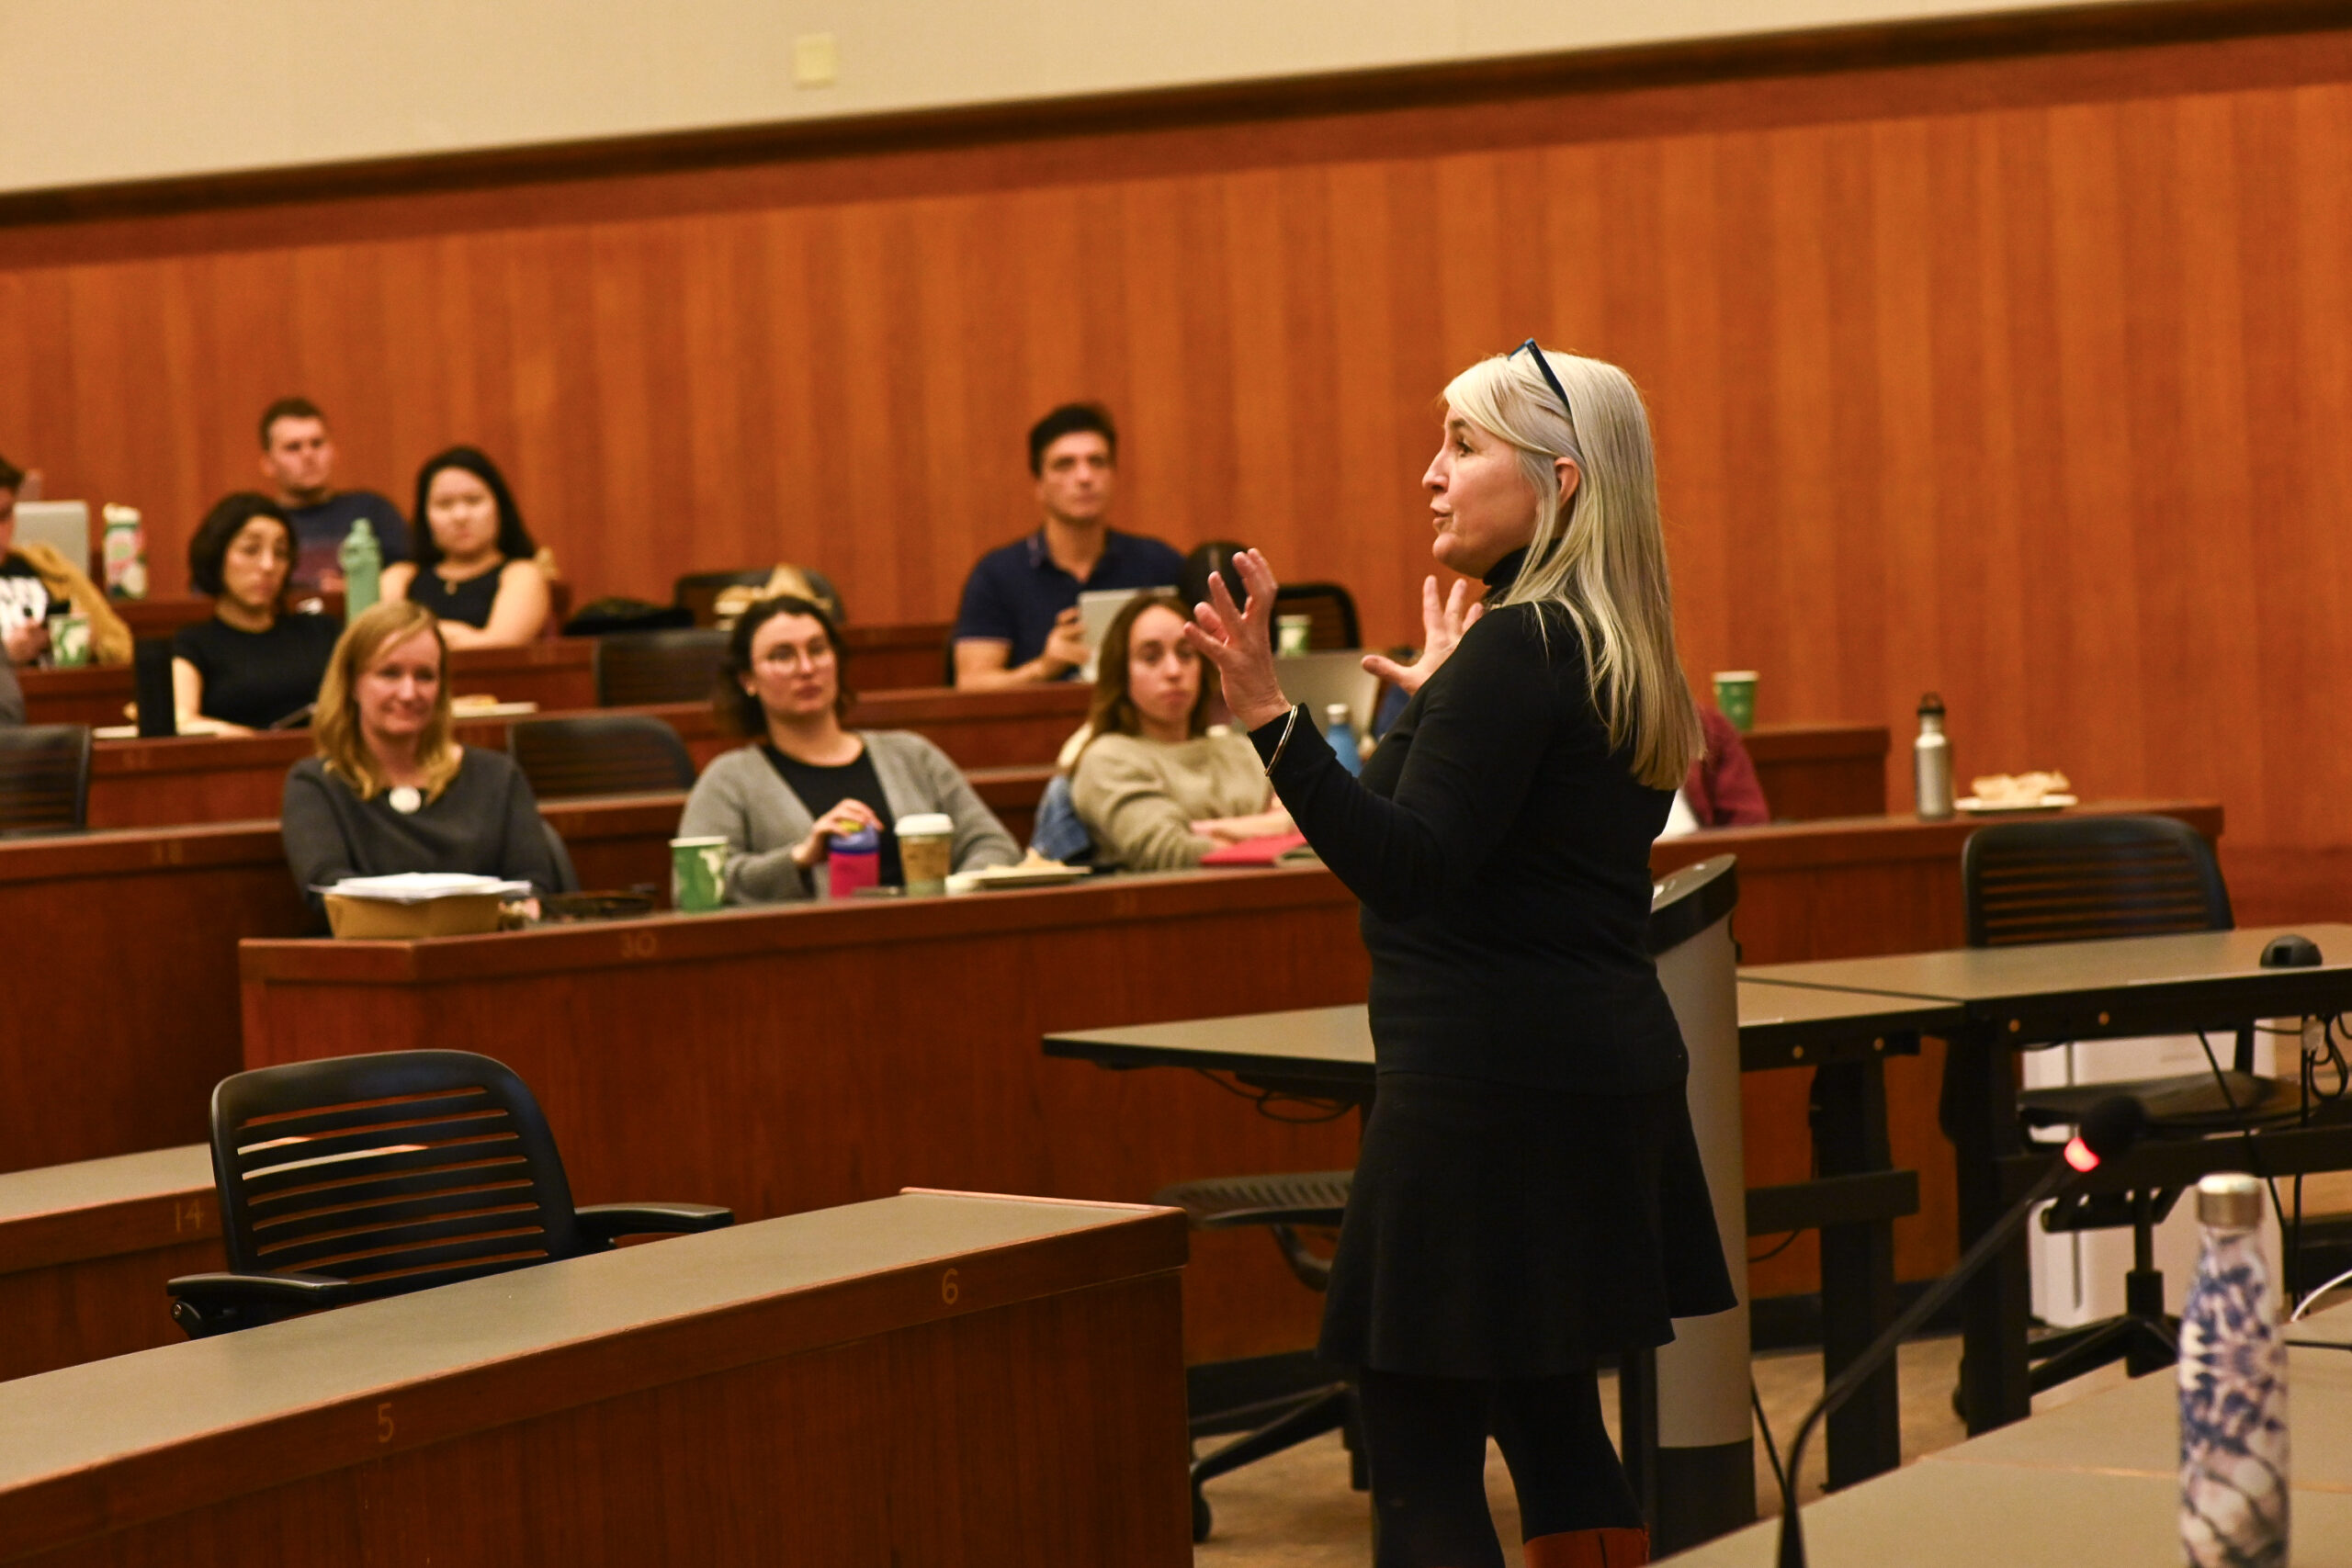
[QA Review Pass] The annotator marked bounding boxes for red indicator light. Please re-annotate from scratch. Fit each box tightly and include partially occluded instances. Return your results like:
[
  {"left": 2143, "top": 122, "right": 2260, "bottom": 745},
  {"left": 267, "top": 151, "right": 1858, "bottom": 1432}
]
[{"left": 2064, "top": 1137, "right": 2099, "bottom": 1173}]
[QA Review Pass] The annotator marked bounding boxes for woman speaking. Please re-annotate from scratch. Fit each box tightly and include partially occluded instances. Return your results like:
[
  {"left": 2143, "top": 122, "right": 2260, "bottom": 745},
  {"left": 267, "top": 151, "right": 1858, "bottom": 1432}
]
[{"left": 1185, "top": 345, "right": 1733, "bottom": 1568}]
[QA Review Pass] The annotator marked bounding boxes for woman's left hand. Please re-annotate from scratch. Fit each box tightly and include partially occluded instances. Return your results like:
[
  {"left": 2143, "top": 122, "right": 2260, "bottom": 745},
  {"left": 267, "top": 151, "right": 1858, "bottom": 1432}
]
[{"left": 1181, "top": 547, "right": 1290, "bottom": 731}]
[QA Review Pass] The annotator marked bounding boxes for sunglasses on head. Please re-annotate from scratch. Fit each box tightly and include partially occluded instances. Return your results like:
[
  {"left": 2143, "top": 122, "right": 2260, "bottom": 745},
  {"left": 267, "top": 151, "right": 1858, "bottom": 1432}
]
[{"left": 1512, "top": 339, "right": 1574, "bottom": 422}]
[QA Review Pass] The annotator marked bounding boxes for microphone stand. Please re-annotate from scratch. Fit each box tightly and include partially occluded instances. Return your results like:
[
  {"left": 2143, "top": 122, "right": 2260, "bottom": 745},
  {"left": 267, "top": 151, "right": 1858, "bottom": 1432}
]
[{"left": 1775, "top": 1153, "right": 2081, "bottom": 1568}]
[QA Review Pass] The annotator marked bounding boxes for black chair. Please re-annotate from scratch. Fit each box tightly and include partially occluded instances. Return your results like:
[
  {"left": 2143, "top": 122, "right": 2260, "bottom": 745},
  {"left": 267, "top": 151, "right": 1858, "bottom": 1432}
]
[
  {"left": 166, "top": 1050, "right": 731, "bottom": 1337},
  {"left": 1963, "top": 815, "right": 2301, "bottom": 1392},
  {"left": 0, "top": 722, "right": 93, "bottom": 836},
  {"left": 673, "top": 570, "right": 774, "bottom": 627},
  {"left": 508, "top": 714, "right": 696, "bottom": 799},
  {"left": 1150, "top": 1170, "right": 1362, "bottom": 1541},
  {"left": 1272, "top": 582, "right": 1360, "bottom": 650},
  {"left": 593, "top": 628, "right": 730, "bottom": 707}
]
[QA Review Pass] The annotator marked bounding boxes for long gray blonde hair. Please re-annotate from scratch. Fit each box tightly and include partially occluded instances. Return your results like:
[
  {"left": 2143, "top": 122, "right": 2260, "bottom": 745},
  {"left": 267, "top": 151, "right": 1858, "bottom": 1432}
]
[{"left": 1442, "top": 349, "right": 1702, "bottom": 790}]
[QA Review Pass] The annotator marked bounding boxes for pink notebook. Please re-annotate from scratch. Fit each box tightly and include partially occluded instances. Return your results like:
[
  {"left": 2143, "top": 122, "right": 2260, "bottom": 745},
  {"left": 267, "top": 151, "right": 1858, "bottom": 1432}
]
[{"left": 1200, "top": 832, "right": 1313, "bottom": 866}]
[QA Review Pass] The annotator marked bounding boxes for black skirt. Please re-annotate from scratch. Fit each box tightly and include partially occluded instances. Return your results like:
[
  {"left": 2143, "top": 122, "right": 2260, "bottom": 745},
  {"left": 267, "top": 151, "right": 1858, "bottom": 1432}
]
[{"left": 1319, "top": 1071, "right": 1737, "bottom": 1379}]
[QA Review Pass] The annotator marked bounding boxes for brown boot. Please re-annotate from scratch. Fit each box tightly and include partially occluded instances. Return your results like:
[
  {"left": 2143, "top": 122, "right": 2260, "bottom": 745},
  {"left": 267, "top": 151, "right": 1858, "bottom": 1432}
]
[{"left": 1521, "top": 1527, "right": 1650, "bottom": 1568}]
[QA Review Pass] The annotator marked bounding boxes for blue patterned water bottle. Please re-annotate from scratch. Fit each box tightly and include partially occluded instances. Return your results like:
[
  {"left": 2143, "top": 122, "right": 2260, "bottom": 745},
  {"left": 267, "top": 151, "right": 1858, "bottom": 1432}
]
[{"left": 2179, "top": 1172, "right": 2287, "bottom": 1567}]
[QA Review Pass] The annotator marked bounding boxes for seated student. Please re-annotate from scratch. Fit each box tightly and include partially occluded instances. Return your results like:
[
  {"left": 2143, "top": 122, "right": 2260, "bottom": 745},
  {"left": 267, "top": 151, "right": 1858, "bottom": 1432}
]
[
  {"left": 1069, "top": 594, "right": 1292, "bottom": 871},
  {"left": 680, "top": 595, "right": 1020, "bottom": 902},
  {"left": 171, "top": 493, "right": 342, "bottom": 733},
  {"left": 0, "top": 452, "right": 131, "bottom": 668},
  {"left": 281, "top": 600, "right": 565, "bottom": 915},
  {"left": 380, "top": 447, "right": 551, "bottom": 648},
  {"left": 1659, "top": 706, "right": 1770, "bottom": 836},
  {"left": 255, "top": 397, "right": 412, "bottom": 596},
  {"left": 952, "top": 403, "right": 1188, "bottom": 689}
]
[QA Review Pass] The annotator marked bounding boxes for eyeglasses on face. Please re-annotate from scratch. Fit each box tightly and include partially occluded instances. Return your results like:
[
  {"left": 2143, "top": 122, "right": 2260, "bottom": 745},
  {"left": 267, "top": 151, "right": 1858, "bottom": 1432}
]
[{"left": 1512, "top": 339, "right": 1574, "bottom": 422}]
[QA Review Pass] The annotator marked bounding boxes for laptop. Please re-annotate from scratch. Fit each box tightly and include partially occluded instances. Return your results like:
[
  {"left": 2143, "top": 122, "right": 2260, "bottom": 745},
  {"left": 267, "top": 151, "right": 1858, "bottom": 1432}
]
[
  {"left": 1276, "top": 650, "right": 1380, "bottom": 736},
  {"left": 12, "top": 501, "right": 90, "bottom": 567}
]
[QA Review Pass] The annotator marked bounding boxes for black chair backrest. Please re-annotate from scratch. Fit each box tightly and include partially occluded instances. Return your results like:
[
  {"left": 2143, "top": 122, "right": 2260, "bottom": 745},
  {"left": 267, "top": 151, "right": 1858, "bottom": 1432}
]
[
  {"left": 1272, "top": 582, "right": 1361, "bottom": 650},
  {"left": 133, "top": 638, "right": 178, "bottom": 737},
  {"left": 508, "top": 713, "right": 696, "bottom": 798},
  {"left": 593, "top": 627, "right": 730, "bottom": 707},
  {"left": 209, "top": 1050, "right": 590, "bottom": 1302},
  {"left": 1963, "top": 815, "right": 2232, "bottom": 948},
  {"left": 0, "top": 722, "right": 93, "bottom": 835},
  {"left": 673, "top": 570, "right": 774, "bottom": 628}
]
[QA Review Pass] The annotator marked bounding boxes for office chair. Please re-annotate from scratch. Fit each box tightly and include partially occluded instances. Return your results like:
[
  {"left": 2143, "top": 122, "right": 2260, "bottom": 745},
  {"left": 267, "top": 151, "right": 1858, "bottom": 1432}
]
[
  {"left": 166, "top": 1050, "right": 731, "bottom": 1337},
  {"left": 1963, "top": 815, "right": 2301, "bottom": 1392},
  {"left": 593, "top": 628, "right": 730, "bottom": 707},
  {"left": 1149, "top": 1170, "right": 1361, "bottom": 1541},
  {"left": 1271, "top": 583, "right": 1360, "bottom": 650},
  {"left": 0, "top": 722, "right": 93, "bottom": 836},
  {"left": 507, "top": 714, "right": 696, "bottom": 799}
]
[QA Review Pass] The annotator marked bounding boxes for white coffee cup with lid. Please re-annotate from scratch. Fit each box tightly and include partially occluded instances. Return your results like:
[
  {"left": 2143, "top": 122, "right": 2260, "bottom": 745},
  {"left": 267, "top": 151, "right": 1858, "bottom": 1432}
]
[{"left": 894, "top": 813, "right": 956, "bottom": 897}]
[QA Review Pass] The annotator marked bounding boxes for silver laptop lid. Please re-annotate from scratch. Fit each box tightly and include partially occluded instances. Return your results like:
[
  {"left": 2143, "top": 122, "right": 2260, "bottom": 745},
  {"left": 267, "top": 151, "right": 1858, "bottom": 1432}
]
[
  {"left": 12, "top": 501, "right": 89, "bottom": 566},
  {"left": 1276, "top": 649, "right": 1381, "bottom": 734}
]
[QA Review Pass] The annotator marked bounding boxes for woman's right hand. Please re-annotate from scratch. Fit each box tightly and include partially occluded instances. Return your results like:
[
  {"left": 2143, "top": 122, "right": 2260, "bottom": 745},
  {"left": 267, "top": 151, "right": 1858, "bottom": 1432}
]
[
  {"left": 4, "top": 618, "right": 49, "bottom": 665},
  {"left": 1363, "top": 575, "right": 1485, "bottom": 696},
  {"left": 789, "top": 797, "right": 884, "bottom": 870}
]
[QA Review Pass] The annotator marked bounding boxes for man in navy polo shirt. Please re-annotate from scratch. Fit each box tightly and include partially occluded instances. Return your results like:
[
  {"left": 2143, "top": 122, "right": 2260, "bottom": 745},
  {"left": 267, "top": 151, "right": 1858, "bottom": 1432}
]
[
  {"left": 257, "top": 396, "right": 412, "bottom": 597},
  {"left": 952, "top": 403, "right": 1186, "bottom": 688}
]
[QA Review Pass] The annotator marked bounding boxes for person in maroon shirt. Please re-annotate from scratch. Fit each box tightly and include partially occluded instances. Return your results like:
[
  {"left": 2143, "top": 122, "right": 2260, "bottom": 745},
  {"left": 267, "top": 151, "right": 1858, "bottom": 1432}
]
[{"left": 1682, "top": 706, "right": 1769, "bottom": 827}]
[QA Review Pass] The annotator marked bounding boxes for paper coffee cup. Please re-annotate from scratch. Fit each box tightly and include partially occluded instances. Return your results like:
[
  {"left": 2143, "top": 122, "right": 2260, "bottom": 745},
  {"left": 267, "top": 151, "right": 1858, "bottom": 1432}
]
[
  {"left": 894, "top": 813, "right": 955, "bottom": 897},
  {"left": 1712, "top": 671, "right": 1758, "bottom": 733},
  {"left": 670, "top": 835, "right": 729, "bottom": 913},
  {"left": 50, "top": 614, "right": 91, "bottom": 669}
]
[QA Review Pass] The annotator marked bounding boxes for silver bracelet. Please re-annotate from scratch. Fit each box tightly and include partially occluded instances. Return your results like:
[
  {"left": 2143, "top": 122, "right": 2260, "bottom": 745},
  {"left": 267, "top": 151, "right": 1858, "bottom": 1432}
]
[{"left": 1262, "top": 705, "right": 1301, "bottom": 774}]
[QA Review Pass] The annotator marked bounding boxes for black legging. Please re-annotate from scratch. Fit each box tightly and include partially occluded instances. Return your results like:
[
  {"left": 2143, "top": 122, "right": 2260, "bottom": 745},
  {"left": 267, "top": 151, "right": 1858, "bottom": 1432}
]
[{"left": 1358, "top": 1366, "right": 1642, "bottom": 1568}]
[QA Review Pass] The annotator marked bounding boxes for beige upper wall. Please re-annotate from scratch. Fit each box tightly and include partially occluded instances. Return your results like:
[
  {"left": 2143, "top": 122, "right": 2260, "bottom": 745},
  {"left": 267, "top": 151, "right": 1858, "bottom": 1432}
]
[{"left": 4, "top": 0, "right": 2151, "bottom": 195}]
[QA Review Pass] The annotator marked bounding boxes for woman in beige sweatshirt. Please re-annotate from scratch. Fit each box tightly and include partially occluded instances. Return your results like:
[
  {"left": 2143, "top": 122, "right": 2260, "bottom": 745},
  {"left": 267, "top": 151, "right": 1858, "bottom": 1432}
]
[{"left": 1069, "top": 593, "right": 1291, "bottom": 870}]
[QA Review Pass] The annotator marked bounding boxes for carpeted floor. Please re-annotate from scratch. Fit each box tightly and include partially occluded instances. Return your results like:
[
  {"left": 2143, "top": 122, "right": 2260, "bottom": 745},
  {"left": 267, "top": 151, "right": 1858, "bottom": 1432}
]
[{"left": 1190, "top": 1335, "right": 2131, "bottom": 1565}]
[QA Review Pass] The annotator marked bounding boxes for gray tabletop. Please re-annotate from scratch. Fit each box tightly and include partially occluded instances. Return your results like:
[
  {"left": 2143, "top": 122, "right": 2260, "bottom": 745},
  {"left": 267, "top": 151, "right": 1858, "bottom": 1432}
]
[
  {"left": 1661, "top": 1304, "right": 2352, "bottom": 1565},
  {"left": 1045, "top": 981, "right": 1962, "bottom": 1081}
]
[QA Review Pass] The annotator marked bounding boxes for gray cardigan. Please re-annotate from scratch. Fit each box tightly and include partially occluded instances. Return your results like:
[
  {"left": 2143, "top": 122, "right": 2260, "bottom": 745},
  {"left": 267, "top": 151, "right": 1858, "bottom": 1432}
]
[{"left": 678, "top": 731, "right": 1022, "bottom": 904}]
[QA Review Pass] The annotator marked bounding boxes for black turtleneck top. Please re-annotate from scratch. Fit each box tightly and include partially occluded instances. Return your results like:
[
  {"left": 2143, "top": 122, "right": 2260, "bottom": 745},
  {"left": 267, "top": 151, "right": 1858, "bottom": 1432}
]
[{"left": 1250, "top": 552, "right": 1684, "bottom": 1093}]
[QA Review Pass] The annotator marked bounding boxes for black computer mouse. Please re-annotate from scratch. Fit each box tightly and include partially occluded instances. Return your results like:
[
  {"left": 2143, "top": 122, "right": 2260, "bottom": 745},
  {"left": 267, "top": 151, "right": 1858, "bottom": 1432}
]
[{"left": 2261, "top": 933, "right": 2323, "bottom": 968}]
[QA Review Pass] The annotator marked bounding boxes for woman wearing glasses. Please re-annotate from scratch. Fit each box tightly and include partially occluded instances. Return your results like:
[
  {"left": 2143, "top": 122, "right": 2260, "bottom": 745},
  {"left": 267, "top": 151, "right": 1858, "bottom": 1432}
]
[
  {"left": 678, "top": 595, "right": 1021, "bottom": 901},
  {"left": 1185, "top": 346, "right": 1732, "bottom": 1568}
]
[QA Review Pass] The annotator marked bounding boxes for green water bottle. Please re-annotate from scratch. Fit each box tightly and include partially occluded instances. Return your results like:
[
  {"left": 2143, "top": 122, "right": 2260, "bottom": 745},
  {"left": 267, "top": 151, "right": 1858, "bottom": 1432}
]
[{"left": 339, "top": 519, "right": 381, "bottom": 619}]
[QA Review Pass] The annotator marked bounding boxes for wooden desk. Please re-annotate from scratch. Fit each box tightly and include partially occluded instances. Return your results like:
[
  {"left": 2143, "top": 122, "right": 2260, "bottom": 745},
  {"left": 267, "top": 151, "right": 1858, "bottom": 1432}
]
[
  {"left": 1744, "top": 721, "right": 1888, "bottom": 820},
  {"left": 85, "top": 685, "right": 1086, "bottom": 828},
  {"left": 0, "top": 1190, "right": 1191, "bottom": 1565},
  {"left": 241, "top": 869, "right": 1368, "bottom": 1364},
  {"left": 842, "top": 619, "right": 953, "bottom": 690},
  {"left": 25, "top": 640, "right": 597, "bottom": 731},
  {"left": 0, "top": 1146, "right": 217, "bottom": 1382}
]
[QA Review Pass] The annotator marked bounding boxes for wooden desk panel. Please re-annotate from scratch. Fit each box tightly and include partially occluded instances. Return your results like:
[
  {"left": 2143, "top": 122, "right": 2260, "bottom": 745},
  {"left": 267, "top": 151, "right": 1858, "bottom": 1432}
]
[
  {"left": 0, "top": 824, "right": 309, "bottom": 1176},
  {"left": 1744, "top": 721, "right": 1889, "bottom": 820},
  {"left": 0, "top": 1192, "right": 1191, "bottom": 1566},
  {"left": 842, "top": 619, "right": 953, "bottom": 691},
  {"left": 23, "top": 641, "right": 597, "bottom": 731},
  {"left": 1654, "top": 799, "right": 2223, "bottom": 1297},
  {"left": 242, "top": 870, "right": 1369, "bottom": 1364},
  {"left": 0, "top": 1146, "right": 217, "bottom": 1382},
  {"left": 85, "top": 686, "right": 1087, "bottom": 828}
]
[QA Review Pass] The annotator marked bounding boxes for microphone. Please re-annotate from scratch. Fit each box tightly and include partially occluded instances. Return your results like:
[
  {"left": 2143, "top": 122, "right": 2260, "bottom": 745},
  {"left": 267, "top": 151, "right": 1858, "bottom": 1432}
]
[{"left": 1774, "top": 1094, "right": 2149, "bottom": 1568}]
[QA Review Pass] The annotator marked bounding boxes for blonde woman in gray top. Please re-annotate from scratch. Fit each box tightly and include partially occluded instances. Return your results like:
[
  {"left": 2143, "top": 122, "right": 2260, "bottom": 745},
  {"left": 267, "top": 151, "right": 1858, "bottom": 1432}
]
[
  {"left": 1069, "top": 593, "right": 1291, "bottom": 870},
  {"left": 679, "top": 596, "right": 1019, "bottom": 901}
]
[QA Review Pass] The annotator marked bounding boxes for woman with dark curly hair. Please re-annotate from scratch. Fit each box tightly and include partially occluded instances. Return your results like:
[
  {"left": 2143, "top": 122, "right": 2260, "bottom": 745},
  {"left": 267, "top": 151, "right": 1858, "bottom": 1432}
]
[{"left": 171, "top": 491, "right": 340, "bottom": 732}]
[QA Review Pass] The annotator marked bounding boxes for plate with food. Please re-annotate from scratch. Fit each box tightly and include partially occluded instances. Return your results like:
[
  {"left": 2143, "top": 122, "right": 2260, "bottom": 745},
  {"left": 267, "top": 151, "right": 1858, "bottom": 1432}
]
[
  {"left": 1958, "top": 771, "right": 2077, "bottom": 814},
  {"left": 947, "top": 851, "right": 1092, "bottom": 893}
]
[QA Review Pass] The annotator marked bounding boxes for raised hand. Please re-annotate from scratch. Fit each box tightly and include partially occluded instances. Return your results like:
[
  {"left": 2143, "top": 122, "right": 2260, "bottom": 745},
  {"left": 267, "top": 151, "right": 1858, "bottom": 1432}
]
[
  {"left": 1362, "top": 575, "right": 1485, "bottom": 696},
  {"left": 1180, "top": 548, "right": 1292, "bottom": 731}
]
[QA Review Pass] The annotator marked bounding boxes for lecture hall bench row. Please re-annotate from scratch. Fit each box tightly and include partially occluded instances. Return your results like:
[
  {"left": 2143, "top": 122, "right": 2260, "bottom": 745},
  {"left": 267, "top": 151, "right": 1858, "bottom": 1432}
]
[
  {"left": 16, "top": 616, "right": 956, "bottom": 731},
  {"left": 0, "top": 795, "right": 2220, "bottom": 1371}
]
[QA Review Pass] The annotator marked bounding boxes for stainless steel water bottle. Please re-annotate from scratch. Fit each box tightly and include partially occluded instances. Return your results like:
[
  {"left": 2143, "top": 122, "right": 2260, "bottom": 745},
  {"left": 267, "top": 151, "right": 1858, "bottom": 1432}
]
[{"left": 1913, "top": 693, "right": 1953, "bottom": 820}]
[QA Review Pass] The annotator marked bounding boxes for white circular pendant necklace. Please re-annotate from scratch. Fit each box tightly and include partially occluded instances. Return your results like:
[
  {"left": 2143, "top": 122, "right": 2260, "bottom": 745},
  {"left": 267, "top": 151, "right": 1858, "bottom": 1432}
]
[{"left": 388, "top": 785, "right": 424, "bottom": 815}]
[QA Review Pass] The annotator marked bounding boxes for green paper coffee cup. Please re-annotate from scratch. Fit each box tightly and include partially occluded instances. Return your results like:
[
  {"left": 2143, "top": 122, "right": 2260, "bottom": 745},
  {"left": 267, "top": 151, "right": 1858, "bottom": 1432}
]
[
  {"left": 49, "top": 614, "right": 91, "bottom": 669},
  {"left": 670, "top": 836, "right": 729, "bottom": 913},
  {"left": 1713, "top": 671, "right": 1758, "bottom": 732}
]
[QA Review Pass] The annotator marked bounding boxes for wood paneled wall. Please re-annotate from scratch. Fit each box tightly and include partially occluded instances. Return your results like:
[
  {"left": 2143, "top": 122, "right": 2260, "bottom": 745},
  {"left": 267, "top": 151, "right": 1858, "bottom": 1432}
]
[{"left": 6, "top": 14, "right": 2352, "bottom": 851}]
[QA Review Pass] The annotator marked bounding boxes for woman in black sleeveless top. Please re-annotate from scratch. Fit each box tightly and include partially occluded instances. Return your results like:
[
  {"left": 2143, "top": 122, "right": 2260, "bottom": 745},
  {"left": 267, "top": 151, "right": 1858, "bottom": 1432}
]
[
  {"left": 381, "top": 446, "right": 551, "bottom": 648},
  {"left": 1185, "top": 346, "right": 1733, "bottom": 1568}
]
